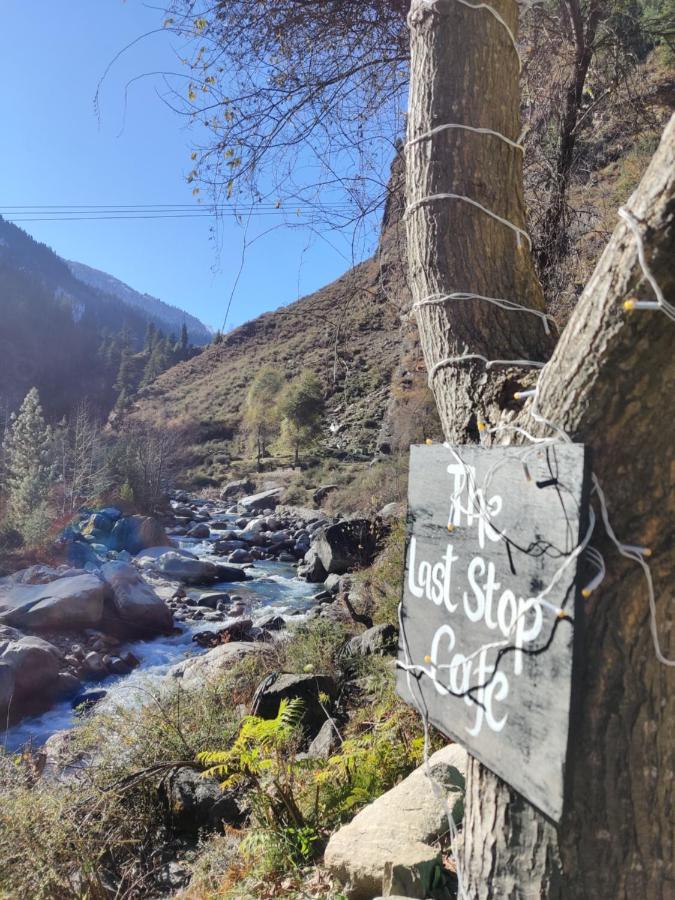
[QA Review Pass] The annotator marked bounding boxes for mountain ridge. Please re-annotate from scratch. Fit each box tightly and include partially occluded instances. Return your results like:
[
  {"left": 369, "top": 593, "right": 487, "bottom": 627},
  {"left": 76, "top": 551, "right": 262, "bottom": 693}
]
[
  {"left": 0, "top": 217, "right": 210, "bottom": 418},
  {"left": 67, "top": 259, "right": 212, "bottom": 346}
]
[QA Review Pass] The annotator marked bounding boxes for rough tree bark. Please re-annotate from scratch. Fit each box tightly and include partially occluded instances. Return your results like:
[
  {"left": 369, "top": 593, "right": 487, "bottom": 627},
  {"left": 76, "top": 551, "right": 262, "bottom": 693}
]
[
  {"left": 406, "top": 0, "right": 674, "bottom": 896},
  {"left": 406, "top": 0, "right": 555, "bottom": 443}
]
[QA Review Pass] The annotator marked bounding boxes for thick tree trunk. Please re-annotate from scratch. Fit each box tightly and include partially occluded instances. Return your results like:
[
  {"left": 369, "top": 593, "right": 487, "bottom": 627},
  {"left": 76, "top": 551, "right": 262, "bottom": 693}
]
[
  {"left": 406, "top": 0, "right": 554, "bottom": 444},
  {"left": 463, "top": 113, "right": 674, "bottom": 900},
  {"left": 406, "top": 0, "right": 674, "bottom": 895}
]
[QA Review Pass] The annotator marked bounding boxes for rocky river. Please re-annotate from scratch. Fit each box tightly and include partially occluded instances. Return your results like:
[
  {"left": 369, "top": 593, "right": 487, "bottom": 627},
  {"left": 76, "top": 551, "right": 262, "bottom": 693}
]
[{"left": 0, "top": 484, "right": 360, "bottom": 753}]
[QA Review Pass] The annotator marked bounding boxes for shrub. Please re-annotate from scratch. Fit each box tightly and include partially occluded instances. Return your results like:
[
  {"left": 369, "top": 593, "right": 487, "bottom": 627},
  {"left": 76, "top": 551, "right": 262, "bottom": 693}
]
[
  {"left": 0, "top": 676, "right": 242, "bottom": 899},
  {"left": 273, "top": 619, "right": 349, "bottom": 680}
]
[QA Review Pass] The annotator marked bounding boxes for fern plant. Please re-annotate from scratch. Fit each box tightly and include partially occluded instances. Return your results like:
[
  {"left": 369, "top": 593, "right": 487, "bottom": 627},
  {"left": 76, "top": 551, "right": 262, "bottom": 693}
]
[
  {"left": 314, "top": 710, "right": 424, "bottom": 823},
  {"left": 198, "top": 697, "right": 307, "bottom": 829}
]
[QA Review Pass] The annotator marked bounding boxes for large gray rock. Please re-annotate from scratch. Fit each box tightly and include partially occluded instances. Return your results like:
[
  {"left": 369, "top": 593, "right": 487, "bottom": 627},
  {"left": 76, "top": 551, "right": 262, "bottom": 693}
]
[
  {"left": 345, "top": 624, "right": 398, "bottom": 658},
  {"left": 378, "top": 502, "right": 405, "bottom": 521},
  {"left": 0, "top": 564, "right": 78, "bottom": 587},
  {"left": 0, "top": 573, "right": 107, "bottom": 630},
  {"left": 100, "top": 562, "right": 173, "bottom": 636},
  {"left": 220, "top": 478, "right": 254, "bottom": 500},
  {"left": 239, "top": 488, "right": 283, "bottom": 511},
  {"left": 136, "top": 546, "right": 193, "bottom": 563},
  {"left": 314, "top": 519, "right": 381, "bottom": 575},
  {"left": 0, "top": 633, "right": 63, "bottom": 723},
  {"left": 298, "top": 546, "right": 327, "bottom": 583},
  {"left": 306, "top": 719, "right": 340, "bottom": 759},
  {"left": 187, "top": 523, "right": 210, "bottom": 539},
  {"left": 324, "top": 744, "right": 467, "bottom": 899},
  {"left": 110, "top": 516, "right": 171, "bottom": 555},
  {"left": 170, "top": 642, "right": 258, "bottom": 685},
  {"left": 147, "top": 553, "right": 247, "bottom": 586},
  {"left": 313, "top": 484, "right": 339, "bottom": 505},
  {"left": 251, "top": 673, "right": 337, "bottom": 738},
  {"left": 162, "top": 766, "right": 244, "bottom": 832}
]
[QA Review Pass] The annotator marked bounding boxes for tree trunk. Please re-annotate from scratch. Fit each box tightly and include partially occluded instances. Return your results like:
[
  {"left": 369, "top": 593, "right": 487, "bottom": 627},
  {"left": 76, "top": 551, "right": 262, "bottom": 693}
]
[
  {"left": 406, "top": 0, "right": 554, "bottom": 444},
  {"left": 406, "top": 0, "right": 674, "bottom": 895}
]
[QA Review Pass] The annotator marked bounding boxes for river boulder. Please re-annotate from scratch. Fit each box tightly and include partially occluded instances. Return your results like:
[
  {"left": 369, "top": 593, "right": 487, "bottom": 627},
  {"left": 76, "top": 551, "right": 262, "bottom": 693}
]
[
  {"left": 314, "top": 519, "right": 381, "bottom": 575},
  {"left": 170, "top": 641, "right": 258, "bottom": 685},
  {"left": 239, "top": 487, "right": 283, "bottom": 511},
  {"left": 100, "top": 561, "right": 173, "bottom": 636},
  {"left": 220, "top": 478, "right": 254, "bottom": 500},
  {"left": 251, "top": 672, "right": 338, "bottom": 739},
  {"left": 298, "top": 546, "right": 327, "bottom": 583},
  {"left": 344, "top": 624, "right": 398, "bottom": 658},
  {"left": 313, "top": 484, "right": 339, "bottom": 505},
  {"left": 81, "top": 512, "right": 115, "bottom": 541},
  {"left": 110, "top": 516, "right": 172, "bottom": 555},
  {"left": 147, "top": 552, "right": 248, "bottom": 585},
  {"left": 0, "top": 572, "right": 108, "bottom": 630},
  {"left": 324, "top": 744, "right": 467, "bottom": 899},
  {"left": 0, "top": 632, "right": 63, "bottom": 723},
  {"left": 162, "top": 766, "right": 245, "bottom": 832}
]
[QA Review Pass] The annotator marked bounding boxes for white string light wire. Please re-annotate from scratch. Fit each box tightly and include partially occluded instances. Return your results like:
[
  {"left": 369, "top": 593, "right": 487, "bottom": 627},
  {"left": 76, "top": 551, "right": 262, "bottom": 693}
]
[
  {"left": 407, "top": 122, "right": 524, "bottom": 153},
  {"left": 405, "top": 191, "right": 533, "bottom": 250},
  {"left": 619, "top": 206, "right": 675, "bottom": 322},
  {"left": 428, "top": 351, "right": 545, "bottom": 387},
  {"left": 582, "top": 546, "right": 606, "bottom": 598},
  {"left": 412, "top": 292, "right": 557, "bottom": 334},
  {"left": 492, "top": 381, "right": 673, "bottom": 665},
  {"left": 591, "top": 475, "right": 674, "bottom": 666}
]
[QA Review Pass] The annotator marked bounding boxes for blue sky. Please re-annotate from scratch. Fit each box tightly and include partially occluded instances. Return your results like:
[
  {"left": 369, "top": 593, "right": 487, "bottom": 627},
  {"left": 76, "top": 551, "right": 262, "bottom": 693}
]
[{"left": 0, "top": 0, "right": 378, "bottom": 332}]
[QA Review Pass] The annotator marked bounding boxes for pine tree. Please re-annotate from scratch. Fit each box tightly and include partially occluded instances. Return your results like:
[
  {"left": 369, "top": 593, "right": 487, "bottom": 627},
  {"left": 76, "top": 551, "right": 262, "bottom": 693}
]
[
  {"left": 141, "top": 338, "right": 170, "bottom": 387},
  {"left": 2, "top": 388, "right": 56, "bottom": 540},
  {"left": 180, "top": 322, "right": 189, "bottom": 358},
  {"left": 144, "top": 321, "right": 157, "bottom": 352},
  {"left": 114, "top": 346, "right": 135, "bottom": 400}
]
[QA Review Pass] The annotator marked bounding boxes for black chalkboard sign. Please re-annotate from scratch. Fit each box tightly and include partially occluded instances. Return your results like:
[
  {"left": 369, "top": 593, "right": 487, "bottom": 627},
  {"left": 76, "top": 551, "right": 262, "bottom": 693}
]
[{"left": 396, "top": 442, "right": 590, "bottom": 821}]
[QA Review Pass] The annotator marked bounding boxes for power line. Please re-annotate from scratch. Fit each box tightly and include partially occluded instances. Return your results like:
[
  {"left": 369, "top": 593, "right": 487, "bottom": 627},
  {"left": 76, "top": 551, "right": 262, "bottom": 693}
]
[{"left": 0, "top": 204, "right": 355, "bottom": 211}]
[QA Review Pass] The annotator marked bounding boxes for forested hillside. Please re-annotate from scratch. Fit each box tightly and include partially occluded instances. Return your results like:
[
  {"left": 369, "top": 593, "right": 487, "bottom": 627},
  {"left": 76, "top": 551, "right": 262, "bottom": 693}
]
[
  {"left": 67, "top": 259, "right": 212, "bottom": 346},
  {"left": 0, "top": 218, "right": 209, "bottom": 419}
]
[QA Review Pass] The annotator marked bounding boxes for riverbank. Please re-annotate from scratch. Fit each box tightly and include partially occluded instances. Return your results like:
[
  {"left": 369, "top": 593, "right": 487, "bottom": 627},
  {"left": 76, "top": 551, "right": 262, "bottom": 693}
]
[
  {"left": 2, "top": 486, "right": 335, "bottom": 747},
  {"left": 1, "top": 483, "right": 464, "bottom": 900}
]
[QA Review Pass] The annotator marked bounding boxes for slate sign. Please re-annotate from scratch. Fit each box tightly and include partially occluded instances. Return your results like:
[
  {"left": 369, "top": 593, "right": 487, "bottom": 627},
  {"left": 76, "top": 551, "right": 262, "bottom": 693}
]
[{"left": 396, "top": 443, "right": 589, "bottom": 821}]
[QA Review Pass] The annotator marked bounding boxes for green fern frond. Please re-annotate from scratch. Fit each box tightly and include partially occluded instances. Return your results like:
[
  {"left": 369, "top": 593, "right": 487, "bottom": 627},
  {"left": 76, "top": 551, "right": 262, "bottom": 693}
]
[
  {"left": 277, "top": 697, "right": 305, "bottom": 730},
  {"left": 197, "top": 750, "right": 230, "bottom": 768}
]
